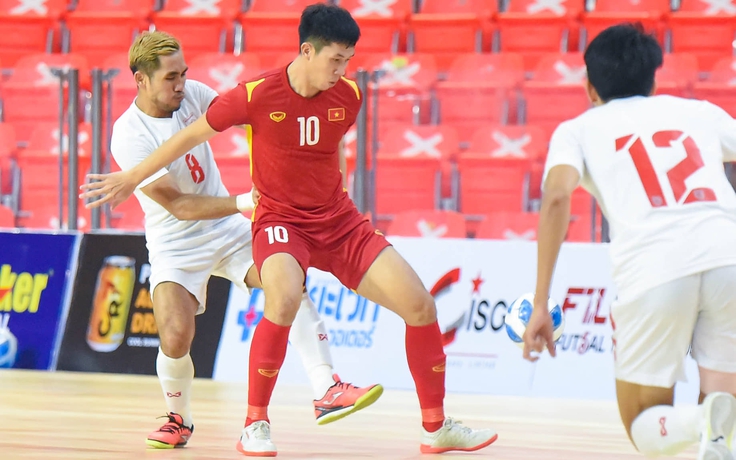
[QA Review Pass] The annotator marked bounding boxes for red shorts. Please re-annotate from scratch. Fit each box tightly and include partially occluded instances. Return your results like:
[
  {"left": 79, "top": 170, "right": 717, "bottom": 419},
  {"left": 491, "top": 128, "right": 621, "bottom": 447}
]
[{"left": 252, "top": 196, "right": 391, "bottom": 290}]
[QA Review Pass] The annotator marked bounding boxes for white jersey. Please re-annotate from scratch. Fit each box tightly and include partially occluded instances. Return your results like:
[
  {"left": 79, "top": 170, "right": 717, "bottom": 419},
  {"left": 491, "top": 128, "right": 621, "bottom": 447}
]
[
  {"left": 111, "top": 79, "right": 249, "bottom": 258},
  {"left": 545, "top": 95, "right": 736, "bottom": 301}
]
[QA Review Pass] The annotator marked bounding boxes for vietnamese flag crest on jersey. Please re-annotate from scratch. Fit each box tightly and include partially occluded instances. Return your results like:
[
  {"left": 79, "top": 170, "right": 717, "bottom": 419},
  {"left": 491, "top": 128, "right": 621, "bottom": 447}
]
[{"left": 328, "top": 107, "right": 345, "bottom": 122}]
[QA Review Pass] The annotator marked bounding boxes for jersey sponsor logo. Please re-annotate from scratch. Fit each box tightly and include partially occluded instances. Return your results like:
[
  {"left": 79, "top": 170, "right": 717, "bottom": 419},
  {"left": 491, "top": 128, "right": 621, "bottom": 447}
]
[
  {"left": 328, "top": 107, "right": 345, "bottom": 122},
  {"left": 269, "top": 111, "right": 286, "bottom": 122}
]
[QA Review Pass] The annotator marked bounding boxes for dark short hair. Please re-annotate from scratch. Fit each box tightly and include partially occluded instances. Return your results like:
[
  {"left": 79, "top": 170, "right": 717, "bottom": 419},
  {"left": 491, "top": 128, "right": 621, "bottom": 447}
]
[
  {"left": 298, "top": 3, "right": 361, "bottom": 52},
  {"left": 584, "top": 23, "right": 663, "bottom": 102}
]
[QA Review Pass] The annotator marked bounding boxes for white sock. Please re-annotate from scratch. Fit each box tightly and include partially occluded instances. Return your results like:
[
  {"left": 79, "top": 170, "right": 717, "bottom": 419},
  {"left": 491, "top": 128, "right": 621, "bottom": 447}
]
[
  {"left": 156, "top": 348, "right": 194, "bottom": 427},
  {"left": 289, "top": 292, "right": 336, "bottom": 399},
  {"left": 631, "top": 404, "right": 704, "bottom": 456}
]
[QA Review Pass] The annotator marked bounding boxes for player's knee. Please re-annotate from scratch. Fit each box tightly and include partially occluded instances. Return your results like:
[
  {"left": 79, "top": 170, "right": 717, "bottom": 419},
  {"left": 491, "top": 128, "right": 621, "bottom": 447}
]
[
  {"left": 264, "top": 290, "right": 303, "bottom": 326},
  {"left": 159, "top": 332, "right": 192, "bottom": 359},
  {"left": 402, "top": 290, "right": 437, "bottom": 326},
  {"left": 157, "top": 321, "right": 195, "bottom": 358}
]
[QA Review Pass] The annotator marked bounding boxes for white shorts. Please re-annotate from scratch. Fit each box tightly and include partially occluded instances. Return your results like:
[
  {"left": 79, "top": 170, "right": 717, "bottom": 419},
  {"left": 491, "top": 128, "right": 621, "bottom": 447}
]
[
  {"left": 611, "top": 264, "right": 736, "bottom": 388},
  {"left": 148, "top": 222, "right": 254, "bottom": 315}
]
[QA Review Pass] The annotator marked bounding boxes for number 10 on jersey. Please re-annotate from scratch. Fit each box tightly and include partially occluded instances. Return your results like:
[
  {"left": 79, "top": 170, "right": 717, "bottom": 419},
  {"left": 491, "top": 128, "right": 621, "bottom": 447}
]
[
  {"left": 298, "top": 116, "right": 320, "bottom": 146},
  {"left": 265, "top": 226, "right": 289, "bottom": 244}
]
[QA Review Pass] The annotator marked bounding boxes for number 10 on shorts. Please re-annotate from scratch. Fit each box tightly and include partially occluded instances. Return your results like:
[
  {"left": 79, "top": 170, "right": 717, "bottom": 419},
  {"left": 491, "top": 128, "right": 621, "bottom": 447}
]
[{"left": 265, "top": 226, "right": 289, "bottom": 244}]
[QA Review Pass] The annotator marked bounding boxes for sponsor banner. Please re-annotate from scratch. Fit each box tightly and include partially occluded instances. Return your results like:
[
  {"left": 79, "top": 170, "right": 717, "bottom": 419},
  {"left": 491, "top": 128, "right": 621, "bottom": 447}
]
[
  {"left": 213, "top": 238, "right": 701, "bottom": 401},
  {"left": 214, "top": 269, "right": 411, "bottom": 388},
  {"left": 0, "top": 231, "right": 79, "bottom": 370},
  {"left": 56, "top": 233, "right": 230, "bottom": 377}
]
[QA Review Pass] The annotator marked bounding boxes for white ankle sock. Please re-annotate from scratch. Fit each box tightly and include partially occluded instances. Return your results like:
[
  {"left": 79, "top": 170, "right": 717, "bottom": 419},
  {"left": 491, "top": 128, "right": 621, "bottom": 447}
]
[
  {"left": 289, "top": 293, "right": 335, "bottom": 399},
  {"left": 631, "top": 404, "right": 704, "bottom": 456},
  {"left": 156, "top": 348, "right": 194, "bottom": 427}
]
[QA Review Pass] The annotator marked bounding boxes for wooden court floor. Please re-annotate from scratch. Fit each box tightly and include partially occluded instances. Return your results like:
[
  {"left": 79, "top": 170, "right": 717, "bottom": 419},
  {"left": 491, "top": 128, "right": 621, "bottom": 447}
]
[{"left": 0, "top": 370, "right": 700, "bottom": 459}]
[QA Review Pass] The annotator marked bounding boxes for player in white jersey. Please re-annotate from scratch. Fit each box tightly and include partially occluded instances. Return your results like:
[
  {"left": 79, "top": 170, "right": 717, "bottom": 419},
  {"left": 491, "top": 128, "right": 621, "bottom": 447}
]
[
  {"left": 522, "top": 24, "right": 736, "bottom": 460},
  {"left": 100, "top": 31, "right": 383, "bottom": 449}
]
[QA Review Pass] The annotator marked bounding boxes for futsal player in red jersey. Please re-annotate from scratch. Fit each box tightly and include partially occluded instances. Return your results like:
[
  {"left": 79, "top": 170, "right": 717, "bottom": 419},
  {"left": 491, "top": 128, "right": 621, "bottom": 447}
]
[{"left": 80, "top": 4, "right": 497, "bottom": 457}]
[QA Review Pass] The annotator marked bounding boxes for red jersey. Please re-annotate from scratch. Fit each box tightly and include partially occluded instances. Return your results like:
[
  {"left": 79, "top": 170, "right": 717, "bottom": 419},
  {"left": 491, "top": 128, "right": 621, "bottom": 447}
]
[{"left": 206, "top": 66, "right": 362, "bottom": 220}]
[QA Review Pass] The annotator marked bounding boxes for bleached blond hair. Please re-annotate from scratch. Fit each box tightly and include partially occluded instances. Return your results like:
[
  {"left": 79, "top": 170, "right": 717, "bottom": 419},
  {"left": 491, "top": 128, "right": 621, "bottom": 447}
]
[{"left": 129, "top": 31, "right": 180, "bottom": 76}]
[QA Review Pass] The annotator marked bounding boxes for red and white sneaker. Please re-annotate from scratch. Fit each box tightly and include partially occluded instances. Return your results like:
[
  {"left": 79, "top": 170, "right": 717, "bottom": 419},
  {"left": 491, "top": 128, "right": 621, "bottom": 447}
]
[
  {"left": 420, "top": 418, "right": 498, "bottom": 454},
  {"left": 145, "top": 412, "right": 193, "bottom": 449},
  {"left": 236, "top": 420, "right": 277, "bottom": 457},
  {"left": 313, "top": 374, "right": 384, "bottom": 425}
]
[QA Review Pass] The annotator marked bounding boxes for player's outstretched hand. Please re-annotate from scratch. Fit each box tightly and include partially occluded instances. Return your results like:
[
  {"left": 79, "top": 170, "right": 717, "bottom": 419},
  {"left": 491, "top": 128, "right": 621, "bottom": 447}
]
[
  {"left": 79, "top": 171, "right": 136, "bottom": 210},
  {"left": 522, "top": 301, "right": 557, "bottom": 362}
]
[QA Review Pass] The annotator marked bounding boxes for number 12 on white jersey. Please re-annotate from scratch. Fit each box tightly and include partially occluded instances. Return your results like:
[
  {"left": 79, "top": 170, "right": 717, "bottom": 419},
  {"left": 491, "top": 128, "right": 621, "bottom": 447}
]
[{"left": 616, "top": 130, "right": 716, "bottom": 207}]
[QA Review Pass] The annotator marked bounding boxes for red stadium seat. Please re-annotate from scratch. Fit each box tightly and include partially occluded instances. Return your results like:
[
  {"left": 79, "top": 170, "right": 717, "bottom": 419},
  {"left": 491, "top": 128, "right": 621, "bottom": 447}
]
[
  {"left": 378, "top": 124, "right": 460, "bottom": 160},
  {"left": 103, "top": 53, "right": 138, "bottom": 123},
  {"left": 521, "top": 53, "right": 591, "bottom": 132},
  {"left": 0, "top": 0, "right": 67, "bottom": 66},
  {"left": 0, "top": 123, "right": 17, "bottom": 158},
  {"left": 666, "top": 0, "right": 736, "bottom": 71},
  {"left": 152, "top": 0, "right": 241, "bottom": 58},
  {"left": 364, "top": 53, "right": 437, "bottom": 124},
  {"left": 580, "top": 0, "right": 668, "bottom": 48},
  {"left": 64, "top": 0, "right": 152, "bottom": 65},
  {"left": 692, "top": 57, "right": 736, "bottom": 117},
  {"left": 238, "top": 0, "right": 321, "bottom": 59},
  {"left": 108, "top": 196, "right": 145, "bottom": 231},
  {"left": 338, "top": 0, "right": 413, "bottom": 54},
  {"left": 656, "top": 52, "right": 698, "bottom": 97},
  {"left": 188, "top": 53, "right": 262, "bottom": 93},
  {"left": 0, "top": 123, "right": 17, "bottom": 197},
  {"left": 15, "top": 197, "right": 91, "bottom": 231},
  {"left": 475, "top": 211, "right": 539, "bottom": 240},
  {"left": 409, "top": 0, "right": 496, "bottom": 71},
  {"left": 3, "top": 54, "right": 90, "bottom": 142},
  {"left": 209, "top": 127, "right": 252, "bottom": 158},
  {"left": 378, "top": 124, "right": 460, "bottom": 198},
  {"left": 0, "top": 203, "right": 14, "bottom": 228},
  {"left": 248, "top": 0, "right": 319, "bottom": 12},
  {"left": 467, "top": 123, "right": 549, "bottom": 164},
  {"left": 15, "top": 141, "right": 92, "bottom": 231},
  {"left": 496, "top": 0, "right": 581, "bottom": 70},
  {"left": 102, "top": 53, "right": 139, "bottom": 124},
  {"left": 434, "top": 53, "right": 523, "bottom": 136},
  {"left": 456, "top": 154, "right": 531, "bottom": 214},
  {"left": 216, "top": 156, "right": 252, "bottom": 196},
  {"left": 375, "top": 156, "right": 441, "bottom": 216},
  {"left": 387, "top": 210, "right": 467, "bottom": 238}
]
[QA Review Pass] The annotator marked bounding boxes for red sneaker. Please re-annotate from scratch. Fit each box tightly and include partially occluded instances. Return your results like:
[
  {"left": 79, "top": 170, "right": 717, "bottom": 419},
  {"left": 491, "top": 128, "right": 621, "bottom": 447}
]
[
  {"left": 313, "top": 374, "right": 384, "bottom": 425},
  {"left": 145, "top": 413, "right": 193, "bottom": 449}
]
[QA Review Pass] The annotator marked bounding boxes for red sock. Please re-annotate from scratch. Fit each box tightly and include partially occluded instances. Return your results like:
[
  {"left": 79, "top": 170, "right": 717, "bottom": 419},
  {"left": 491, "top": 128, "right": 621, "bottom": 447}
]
[
  {"left": 406, "top": 321, "right": 446, "bottom": 432},
  {"left": 245, "top": 317, "right": 290, "bottom": 427}
]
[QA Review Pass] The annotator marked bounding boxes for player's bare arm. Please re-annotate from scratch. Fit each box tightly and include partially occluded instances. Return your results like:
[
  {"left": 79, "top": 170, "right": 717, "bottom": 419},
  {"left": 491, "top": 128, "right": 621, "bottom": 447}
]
[
  {"left": 139, "top": 174, "right": 253, "bottom": 221},
  {"left": 80, "top": 116, "right": 218, "bottom": 209},
  {"left": 523, "top": 164, "right": 579, "bottom": 362}
]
